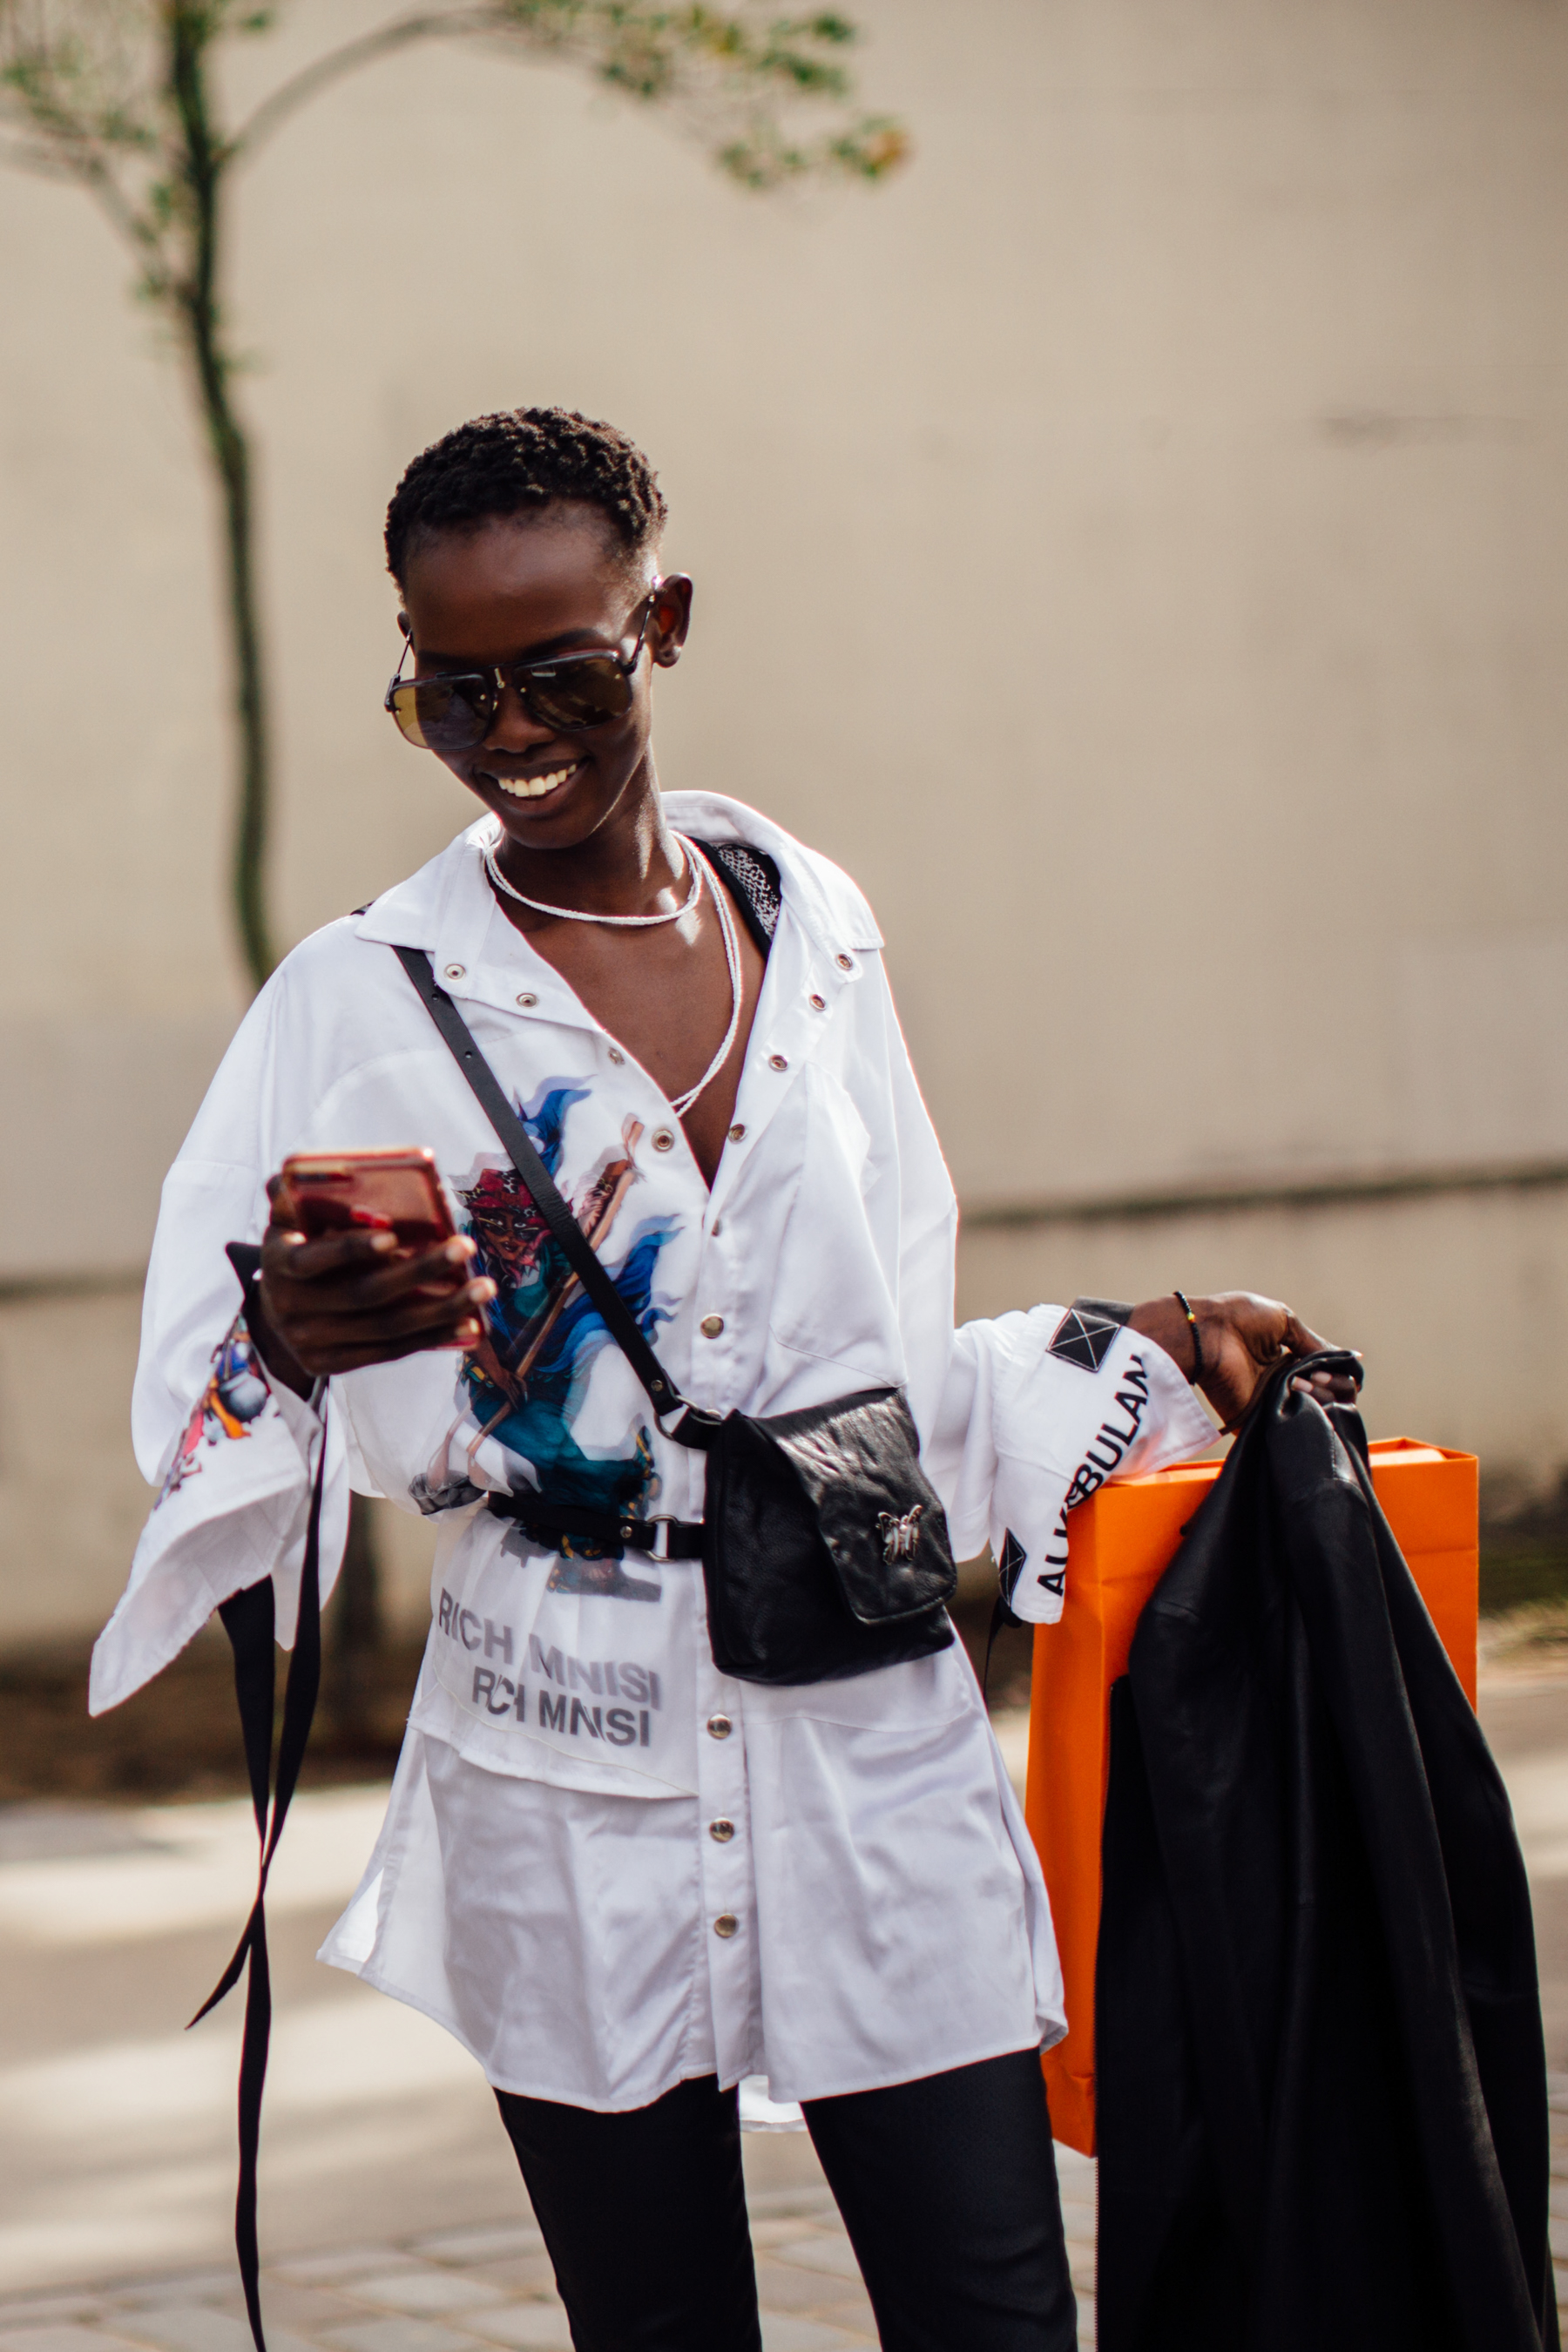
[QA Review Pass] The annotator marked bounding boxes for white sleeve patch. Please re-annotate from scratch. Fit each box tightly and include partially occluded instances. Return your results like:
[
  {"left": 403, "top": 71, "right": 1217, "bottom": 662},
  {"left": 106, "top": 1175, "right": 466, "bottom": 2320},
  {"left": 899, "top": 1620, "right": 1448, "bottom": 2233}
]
[{"left": 989, "top": 1321, "right": 1213, "bottom": 1626}]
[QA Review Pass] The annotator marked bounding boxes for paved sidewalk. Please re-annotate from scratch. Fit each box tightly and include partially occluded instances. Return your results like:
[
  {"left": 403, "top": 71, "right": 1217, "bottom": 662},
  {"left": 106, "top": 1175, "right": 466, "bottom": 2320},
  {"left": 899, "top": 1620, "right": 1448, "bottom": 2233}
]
[
  {"left": 0, "top": 1690, "right": 1564, "bottom": 2348},
  {"left": 0, "top": 2090, "right": 1560, "bottom": 2352},
  {"left": 0, "top": 2156, "right": 1098, "bottom": 2352}
]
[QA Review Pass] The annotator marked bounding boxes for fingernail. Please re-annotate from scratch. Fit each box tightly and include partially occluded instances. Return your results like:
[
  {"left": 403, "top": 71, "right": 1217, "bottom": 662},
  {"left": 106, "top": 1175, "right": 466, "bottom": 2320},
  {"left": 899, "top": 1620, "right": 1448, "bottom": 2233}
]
[
  {"left": 470, "top": 1280, "right": 497, "bottom": 1301},
  {"left": 457, "top": 1320, "right": 480, "bottom": 1340},
  {"left": 446, "top": 1239, "right": 471, "bottom": 1263},
  {"left": 370, "top": 1232, "right": 397, "bottom": 1252}
]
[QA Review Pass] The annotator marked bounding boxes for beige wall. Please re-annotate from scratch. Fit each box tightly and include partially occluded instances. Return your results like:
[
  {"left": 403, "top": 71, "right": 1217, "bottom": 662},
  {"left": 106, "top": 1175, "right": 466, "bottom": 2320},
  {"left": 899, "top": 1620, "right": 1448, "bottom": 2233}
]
[{"left": 3, "top": 0, "right": 1567, "bottom": 1639}]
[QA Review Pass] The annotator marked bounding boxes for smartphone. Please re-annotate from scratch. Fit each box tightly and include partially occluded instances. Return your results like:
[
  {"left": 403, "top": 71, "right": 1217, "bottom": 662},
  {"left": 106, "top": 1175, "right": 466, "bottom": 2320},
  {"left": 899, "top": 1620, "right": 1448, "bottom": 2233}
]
[{"left": 279, "top": 1147, "right": 456, "bottom": 1248}]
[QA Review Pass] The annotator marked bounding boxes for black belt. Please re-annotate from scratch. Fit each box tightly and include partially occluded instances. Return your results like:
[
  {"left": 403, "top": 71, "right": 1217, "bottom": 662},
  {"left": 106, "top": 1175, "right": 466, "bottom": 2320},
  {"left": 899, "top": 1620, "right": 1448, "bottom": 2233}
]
[{"left": 485, "top": 1491, "right": 706, "bottom": 1560}]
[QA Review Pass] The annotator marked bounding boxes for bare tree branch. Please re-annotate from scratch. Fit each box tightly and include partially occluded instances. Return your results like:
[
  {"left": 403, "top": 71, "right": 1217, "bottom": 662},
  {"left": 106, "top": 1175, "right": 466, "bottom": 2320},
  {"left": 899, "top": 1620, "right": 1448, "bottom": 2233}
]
[
  {"left": 0, "top": 119, "right": 157, "bottom": 254},
  {"left": 229, "top": 9, "right": 481, "bottom": 162},
  {"left": 0, "top": 131, "right": 70, "bottom": 173},
  {"left": 72, "top": 145, "right": 157, "bottom": 248}
]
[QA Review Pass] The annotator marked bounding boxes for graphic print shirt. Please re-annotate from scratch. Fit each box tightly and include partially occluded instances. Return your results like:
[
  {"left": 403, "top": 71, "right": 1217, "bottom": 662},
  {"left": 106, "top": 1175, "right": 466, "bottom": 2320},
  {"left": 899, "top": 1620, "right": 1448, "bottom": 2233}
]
[{"left": 93, "top": 794, "right": 1213, "bottom": 2106}]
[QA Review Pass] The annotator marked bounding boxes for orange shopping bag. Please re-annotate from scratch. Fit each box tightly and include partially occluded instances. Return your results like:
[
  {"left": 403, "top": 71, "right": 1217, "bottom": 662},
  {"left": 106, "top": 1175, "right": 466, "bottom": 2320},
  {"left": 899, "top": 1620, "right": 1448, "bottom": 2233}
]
[{"left": 1022, "top": 1437, "right": 1478, "bottom": 2157}]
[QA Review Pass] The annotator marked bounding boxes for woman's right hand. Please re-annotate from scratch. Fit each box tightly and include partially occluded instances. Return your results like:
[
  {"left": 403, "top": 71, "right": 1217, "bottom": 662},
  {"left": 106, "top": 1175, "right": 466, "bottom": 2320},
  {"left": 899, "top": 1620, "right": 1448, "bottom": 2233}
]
[{"left": 252, "top": 1173, "right": 497, "bottom": 1398}]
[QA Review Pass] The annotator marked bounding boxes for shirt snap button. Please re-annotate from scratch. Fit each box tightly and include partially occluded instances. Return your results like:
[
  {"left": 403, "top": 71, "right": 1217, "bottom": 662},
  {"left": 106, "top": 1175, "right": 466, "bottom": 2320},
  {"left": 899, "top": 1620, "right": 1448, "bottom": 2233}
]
[
  {"left": 713, "top": 1914, "right": 740, "bottom": 1939},
  {"left": 709, "top": 1818, "right": 735, "bottom": 1843},
  {"left": 809, "top": 994, "right": 826, "bottom": 1011},
  {"left": 706, "top": 1713, "right": 733, "bottom": 1740},
  {"left": 444, "top": 963, "right": 466, "bottom": 982},
  {"left": 652, "top": 1129, "right": 675, "bottom": 1152},
  {"left": 767, "top": 1054, "right": 787, "bottom": 1072},
  {"left": 607, "top": 1046, "right": 625, "bottom": 1064},
  {"left": 836, "top": 953, "right": 855, "bottom": 971},
  {"left": 700, "top": 1315, "right": 725, "bottom": 1339},
  {"left": 516, "top": 990, "right": 537, "bottom": 1008},
  {"left": 727, "top": 1123, "right": 746, "bottom": 1143}
]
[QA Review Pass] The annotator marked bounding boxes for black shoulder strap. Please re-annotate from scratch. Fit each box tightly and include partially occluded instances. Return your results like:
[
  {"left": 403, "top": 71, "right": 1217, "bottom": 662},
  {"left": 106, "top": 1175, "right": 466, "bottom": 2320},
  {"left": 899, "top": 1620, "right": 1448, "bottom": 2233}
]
[
  {"left": 393, "top": 945, "right": 711, "bottom": 1446},
  {"left": 193, "top": 1239, "right": 329, "bottom": 2352}
]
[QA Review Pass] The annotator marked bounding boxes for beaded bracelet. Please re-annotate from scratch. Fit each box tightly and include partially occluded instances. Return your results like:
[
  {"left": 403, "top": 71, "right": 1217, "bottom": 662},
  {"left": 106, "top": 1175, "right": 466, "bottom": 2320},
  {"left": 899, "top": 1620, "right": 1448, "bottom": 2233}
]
[{"left": 1173, "top": 1290, "right": 1205, "bottom": 1384}]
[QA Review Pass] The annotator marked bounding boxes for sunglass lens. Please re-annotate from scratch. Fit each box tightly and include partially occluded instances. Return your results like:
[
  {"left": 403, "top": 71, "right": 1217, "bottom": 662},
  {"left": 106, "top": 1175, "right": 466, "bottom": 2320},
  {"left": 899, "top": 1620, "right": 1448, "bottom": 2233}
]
[
  {"left": 389, "top": 676, "right": 490, "bottom": 751},
  {"left": 524, "top": 658, "right": 634, "bottom": 733}
]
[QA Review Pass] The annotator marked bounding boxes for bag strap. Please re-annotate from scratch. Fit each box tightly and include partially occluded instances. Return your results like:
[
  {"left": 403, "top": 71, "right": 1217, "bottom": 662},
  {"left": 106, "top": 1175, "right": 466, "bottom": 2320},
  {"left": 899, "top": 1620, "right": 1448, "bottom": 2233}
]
[
  {"left": 393, "top": 945, "right": 713, "bottom": 1449},
  {"left": 693, "top": 837, "right": 781, "bottom": 956},
  {"left": 193, "top": 1238, "right": 328, "bottom": 2352}
]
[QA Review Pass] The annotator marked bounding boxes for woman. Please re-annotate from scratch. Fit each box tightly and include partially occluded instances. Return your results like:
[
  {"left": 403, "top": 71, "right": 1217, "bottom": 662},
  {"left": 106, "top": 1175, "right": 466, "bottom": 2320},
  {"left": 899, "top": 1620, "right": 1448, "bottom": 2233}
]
[{"left": 96, "top": 408, "right": 1353, "bottom": 2351}]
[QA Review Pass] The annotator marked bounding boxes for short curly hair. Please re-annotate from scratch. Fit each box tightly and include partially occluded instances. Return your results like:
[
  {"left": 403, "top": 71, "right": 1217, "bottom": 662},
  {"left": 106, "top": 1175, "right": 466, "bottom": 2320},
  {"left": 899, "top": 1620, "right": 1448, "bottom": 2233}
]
[{"left": 385, "top": 407, "right": 667, "bottom": 585}]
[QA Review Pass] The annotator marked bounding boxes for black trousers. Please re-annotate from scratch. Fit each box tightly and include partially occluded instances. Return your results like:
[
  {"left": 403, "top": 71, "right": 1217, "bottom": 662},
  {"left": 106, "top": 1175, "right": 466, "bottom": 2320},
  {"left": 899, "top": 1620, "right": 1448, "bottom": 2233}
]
[{"left": 495, "top": 2048, "right": 1077, "bottom": 2352}]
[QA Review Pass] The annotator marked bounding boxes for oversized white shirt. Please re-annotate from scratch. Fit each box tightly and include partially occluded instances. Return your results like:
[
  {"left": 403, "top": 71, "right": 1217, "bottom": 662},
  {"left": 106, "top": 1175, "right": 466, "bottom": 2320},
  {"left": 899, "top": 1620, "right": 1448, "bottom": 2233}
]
[{"left": 93, "top": 793, "right": 1213, "bottom": 2112}]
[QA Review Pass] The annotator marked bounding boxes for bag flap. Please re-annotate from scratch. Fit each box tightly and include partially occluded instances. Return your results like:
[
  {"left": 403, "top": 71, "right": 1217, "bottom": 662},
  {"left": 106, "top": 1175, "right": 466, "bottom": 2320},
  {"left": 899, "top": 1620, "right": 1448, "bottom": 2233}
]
[{"left": 752, "top": 1389, "right": 956, "bottom": 1625}]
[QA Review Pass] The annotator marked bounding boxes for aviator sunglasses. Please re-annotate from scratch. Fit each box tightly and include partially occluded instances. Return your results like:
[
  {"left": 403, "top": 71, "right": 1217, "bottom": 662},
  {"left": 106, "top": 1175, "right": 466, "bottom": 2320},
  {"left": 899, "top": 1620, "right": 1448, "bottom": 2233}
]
[{"left": 385, "top": 589, "right": 659, "bottom": 753}]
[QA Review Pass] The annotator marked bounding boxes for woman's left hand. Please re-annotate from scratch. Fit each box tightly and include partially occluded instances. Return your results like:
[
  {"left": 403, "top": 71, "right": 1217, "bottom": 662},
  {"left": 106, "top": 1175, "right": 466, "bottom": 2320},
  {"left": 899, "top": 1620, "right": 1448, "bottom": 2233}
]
[{"left": 1127, "top": 1291, "right": 1362, "bottom": 1430}]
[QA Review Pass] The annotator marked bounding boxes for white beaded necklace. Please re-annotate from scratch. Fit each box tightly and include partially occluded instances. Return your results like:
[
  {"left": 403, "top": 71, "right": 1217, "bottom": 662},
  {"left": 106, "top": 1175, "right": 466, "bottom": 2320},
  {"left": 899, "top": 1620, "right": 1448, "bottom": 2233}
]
[
  {"left": 484, "top": 827, "right": 743, "bottom": 1122},
  {"left": 669, "top": 841, "right": 743, "bottom": 1119},
  {"left": 483, "top": 822, "right": 701, "bottom": 929}
]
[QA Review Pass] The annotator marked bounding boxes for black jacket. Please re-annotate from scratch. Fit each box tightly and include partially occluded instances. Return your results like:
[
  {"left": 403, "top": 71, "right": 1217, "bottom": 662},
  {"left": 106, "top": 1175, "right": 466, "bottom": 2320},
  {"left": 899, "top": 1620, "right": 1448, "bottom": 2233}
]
[{"left": 1096, "top": 1357, "right": 1557, "bottom": 2352}]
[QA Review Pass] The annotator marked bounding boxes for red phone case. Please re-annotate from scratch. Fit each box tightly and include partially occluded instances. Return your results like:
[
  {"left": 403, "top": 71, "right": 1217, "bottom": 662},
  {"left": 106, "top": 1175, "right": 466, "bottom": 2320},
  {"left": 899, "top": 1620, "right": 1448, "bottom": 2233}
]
[{"left": 280, "top": 1148, "right": 454, "bottom": 1247}]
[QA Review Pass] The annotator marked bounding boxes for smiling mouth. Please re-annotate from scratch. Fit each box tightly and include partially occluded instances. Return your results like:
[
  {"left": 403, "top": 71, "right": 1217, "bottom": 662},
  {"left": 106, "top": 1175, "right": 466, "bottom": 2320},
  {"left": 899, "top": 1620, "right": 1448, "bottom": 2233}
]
[{"left": 484, "top": 760, "right": 583, "bottom": 801}]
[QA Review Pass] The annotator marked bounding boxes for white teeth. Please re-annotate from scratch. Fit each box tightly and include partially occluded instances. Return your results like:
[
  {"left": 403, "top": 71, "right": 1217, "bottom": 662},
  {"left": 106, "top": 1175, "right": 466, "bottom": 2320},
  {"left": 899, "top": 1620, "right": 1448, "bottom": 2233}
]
[{"left": 494, "top": 764, "right": 577, "bottom": 799}]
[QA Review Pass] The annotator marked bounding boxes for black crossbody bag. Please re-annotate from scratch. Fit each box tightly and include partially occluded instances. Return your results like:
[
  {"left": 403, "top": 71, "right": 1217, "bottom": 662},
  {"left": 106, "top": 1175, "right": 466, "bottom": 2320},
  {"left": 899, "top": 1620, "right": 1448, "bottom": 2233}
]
[{"left": 395, "top": 943, "right": 956, "bottom": 1684}]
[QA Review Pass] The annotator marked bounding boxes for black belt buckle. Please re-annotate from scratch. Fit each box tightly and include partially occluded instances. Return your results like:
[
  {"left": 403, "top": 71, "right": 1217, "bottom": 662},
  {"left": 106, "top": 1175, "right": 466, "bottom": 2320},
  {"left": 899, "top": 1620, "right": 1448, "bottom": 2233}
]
[{"left": 488, "top": 1492, "right": 700, "bottom": 1561}]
